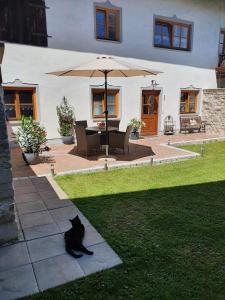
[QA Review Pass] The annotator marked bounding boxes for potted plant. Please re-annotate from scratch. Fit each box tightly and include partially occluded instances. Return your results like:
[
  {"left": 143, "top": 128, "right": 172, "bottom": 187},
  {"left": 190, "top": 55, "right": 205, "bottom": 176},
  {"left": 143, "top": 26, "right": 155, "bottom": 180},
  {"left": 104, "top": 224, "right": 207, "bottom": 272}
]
[
  {"left": 129, "top": 118, "right": 145, "bottom": 140},
  {"left": 56, "top": 97, "right": 75, "bottom": 144},
  {"left": 16, "top": 116, "right": 47, "bottom": 165}
]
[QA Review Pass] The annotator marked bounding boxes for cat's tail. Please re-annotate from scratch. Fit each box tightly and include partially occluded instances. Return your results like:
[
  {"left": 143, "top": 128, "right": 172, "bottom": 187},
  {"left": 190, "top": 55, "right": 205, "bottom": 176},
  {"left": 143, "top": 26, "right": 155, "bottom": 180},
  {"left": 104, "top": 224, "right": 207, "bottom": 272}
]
[{"left": 66, "top": 246, "right": 83, "bottom": 258}]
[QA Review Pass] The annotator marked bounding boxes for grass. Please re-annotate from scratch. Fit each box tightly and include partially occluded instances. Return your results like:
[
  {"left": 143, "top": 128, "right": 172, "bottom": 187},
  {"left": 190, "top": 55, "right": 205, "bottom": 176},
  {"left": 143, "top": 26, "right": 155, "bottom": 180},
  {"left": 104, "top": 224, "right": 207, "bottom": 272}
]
[{"left": 27, "top": 141, "right": 225, "bottom": 300}]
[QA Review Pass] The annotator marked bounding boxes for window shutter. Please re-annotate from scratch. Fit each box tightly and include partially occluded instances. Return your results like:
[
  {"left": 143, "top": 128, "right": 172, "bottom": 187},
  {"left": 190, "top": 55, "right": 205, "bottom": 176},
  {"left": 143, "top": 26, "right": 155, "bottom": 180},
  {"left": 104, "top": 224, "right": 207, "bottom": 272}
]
[
  {"left": 27, "top": 0, "right": 48, "bottom": 46},
  {"left": 0, "top": 0, "right": 11, "bottom": 41},
  {"left": 115, "top": 10, "right": 120, "bottom": 41}
]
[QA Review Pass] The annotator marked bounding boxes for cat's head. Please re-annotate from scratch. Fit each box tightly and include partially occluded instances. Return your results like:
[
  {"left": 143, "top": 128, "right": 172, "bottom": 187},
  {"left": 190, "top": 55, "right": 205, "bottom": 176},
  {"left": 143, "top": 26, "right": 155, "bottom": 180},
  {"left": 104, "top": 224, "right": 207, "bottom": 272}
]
[{"left": 69, "top": 215, "right": 81, "bottom": 228}]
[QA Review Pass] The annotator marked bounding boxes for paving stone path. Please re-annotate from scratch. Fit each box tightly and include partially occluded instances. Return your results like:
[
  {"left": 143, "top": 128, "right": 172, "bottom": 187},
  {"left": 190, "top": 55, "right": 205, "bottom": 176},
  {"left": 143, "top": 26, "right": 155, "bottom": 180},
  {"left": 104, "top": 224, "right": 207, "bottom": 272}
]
[{"left": 0, "top": 177, "right": 122, "bottom": 300}]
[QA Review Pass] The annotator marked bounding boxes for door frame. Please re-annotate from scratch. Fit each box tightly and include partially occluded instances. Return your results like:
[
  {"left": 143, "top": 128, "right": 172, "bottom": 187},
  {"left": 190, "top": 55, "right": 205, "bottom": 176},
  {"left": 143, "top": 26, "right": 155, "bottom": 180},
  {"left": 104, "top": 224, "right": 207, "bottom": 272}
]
[{"left": 140, "top": 87, "right": 163, "bottom": 136}]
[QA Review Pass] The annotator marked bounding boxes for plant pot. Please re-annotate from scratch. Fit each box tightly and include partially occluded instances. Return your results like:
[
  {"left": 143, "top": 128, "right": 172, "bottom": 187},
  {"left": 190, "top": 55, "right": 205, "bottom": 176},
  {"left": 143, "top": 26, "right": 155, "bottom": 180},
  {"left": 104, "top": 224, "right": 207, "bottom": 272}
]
[
  {"left": 61, "top": 136, "right": 74, "bottom": 144},
  {"left": 130, "top": 131, "right": 139, "bottom": 140},
  {"left": 22, "top": 152, "right": 38, "bottom": 165}
]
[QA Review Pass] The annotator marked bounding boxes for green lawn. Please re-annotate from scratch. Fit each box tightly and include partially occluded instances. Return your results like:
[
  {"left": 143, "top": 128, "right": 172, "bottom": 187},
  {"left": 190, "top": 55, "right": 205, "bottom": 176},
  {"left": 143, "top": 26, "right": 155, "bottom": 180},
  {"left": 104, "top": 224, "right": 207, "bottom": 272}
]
[{"left": 28, "top": 141, "right": 225, "bottom": 300}]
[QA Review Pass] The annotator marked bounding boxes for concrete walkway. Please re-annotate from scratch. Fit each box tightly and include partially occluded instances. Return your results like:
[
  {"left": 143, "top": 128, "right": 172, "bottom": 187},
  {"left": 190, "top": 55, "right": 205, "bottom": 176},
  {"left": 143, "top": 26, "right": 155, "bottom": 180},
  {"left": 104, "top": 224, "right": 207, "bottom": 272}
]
[{"left": 0, "top": 177, "right": 122, "bottom": 300}]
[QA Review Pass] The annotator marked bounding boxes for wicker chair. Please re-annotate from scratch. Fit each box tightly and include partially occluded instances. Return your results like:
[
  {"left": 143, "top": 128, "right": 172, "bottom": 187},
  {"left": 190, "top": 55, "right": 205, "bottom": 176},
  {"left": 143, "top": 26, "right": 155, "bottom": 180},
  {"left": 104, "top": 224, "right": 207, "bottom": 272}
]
[
  {"left": 74, "top": 120, "right": 95, "bottom": 135},
  {"left": 107, "top": 120, "right": 120, "bottom": 130},
  {"left": 109, "top": 125, "right": 133, "bottom": 153},
  {"left": 74, "top": 125, "right": 100, "bottom": 156},
  {"left": 100, "top": 120, "right": 120, "bottom": 145},
  {"left": 75, "top": 120, "right": 88, "bottom": 128}
]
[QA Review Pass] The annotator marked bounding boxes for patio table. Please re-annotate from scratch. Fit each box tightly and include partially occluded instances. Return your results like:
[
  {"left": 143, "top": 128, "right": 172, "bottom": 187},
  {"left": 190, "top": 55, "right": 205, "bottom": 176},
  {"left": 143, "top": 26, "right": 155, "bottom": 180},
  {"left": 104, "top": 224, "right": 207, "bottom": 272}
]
[
  {"left": 86, "top": 126, "right": 118, "bottom": 147},
  {"left": 86, "top": 126, "right": 118, "bottom": 133}
]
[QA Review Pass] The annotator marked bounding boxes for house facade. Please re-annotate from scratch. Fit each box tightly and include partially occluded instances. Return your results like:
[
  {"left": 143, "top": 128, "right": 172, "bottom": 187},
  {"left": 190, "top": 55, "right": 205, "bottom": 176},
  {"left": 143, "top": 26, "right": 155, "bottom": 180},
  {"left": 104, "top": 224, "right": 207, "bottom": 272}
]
[{"left": 1, "top": 0, "right": 225, "bottom": 140}]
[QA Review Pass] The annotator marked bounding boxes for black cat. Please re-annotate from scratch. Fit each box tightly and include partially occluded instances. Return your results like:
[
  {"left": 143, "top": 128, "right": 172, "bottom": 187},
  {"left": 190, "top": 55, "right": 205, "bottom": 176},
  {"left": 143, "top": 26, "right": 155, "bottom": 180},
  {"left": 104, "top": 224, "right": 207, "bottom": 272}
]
[{"left": 64, "top": 215, "right": 94, "bottom": 258}]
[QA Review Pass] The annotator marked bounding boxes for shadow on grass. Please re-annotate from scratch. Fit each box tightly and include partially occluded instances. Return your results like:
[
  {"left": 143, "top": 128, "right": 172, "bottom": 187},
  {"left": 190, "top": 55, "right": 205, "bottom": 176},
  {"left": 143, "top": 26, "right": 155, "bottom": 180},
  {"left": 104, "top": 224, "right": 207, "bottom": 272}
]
[{"left": 27, "top": 180, "right": 225, "bottom": 300}]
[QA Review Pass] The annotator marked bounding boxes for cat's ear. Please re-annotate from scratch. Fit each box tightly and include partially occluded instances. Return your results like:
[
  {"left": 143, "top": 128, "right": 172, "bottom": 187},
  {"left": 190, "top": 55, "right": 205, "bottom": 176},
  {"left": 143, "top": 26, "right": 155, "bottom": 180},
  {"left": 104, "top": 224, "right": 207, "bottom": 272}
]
[{"left": 69, "top": 219, "right": 73, "bottom": 223}]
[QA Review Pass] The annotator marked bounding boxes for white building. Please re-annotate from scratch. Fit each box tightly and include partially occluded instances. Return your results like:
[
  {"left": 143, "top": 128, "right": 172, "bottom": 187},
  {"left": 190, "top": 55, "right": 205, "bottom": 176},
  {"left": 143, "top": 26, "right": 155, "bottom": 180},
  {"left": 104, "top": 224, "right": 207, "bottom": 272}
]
[{"left": 1, "top": 0, "right": 225, "bottom": 140}]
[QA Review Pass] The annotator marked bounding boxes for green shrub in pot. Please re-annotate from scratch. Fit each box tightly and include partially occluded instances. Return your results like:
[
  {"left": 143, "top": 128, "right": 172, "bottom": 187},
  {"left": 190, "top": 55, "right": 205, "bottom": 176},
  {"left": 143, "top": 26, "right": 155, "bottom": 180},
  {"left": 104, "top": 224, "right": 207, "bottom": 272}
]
[
  {"left": 56, "top": 97, "right": 75, "bottom": 144},
  {"left": 16, "top": 116, "right": 47, "bottom": 164},
  {"left": 129, "top": 118, "right": 145, "bottom": 140}
]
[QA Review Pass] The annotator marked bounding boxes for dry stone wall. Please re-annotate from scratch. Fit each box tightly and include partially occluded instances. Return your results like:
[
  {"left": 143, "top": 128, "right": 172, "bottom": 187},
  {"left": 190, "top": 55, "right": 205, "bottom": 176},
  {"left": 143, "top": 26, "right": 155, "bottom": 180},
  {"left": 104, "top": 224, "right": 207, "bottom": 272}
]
[{"left": 202, "top": 89, "right": 225, "bottom": 135}]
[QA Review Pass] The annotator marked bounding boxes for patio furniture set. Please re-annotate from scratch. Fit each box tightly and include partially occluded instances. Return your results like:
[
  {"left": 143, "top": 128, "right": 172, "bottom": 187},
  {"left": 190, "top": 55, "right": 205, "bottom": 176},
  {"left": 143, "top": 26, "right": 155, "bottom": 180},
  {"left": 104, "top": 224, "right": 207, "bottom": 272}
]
[{"left": 74, "top": 120, "right": 133, "bottom": 156}]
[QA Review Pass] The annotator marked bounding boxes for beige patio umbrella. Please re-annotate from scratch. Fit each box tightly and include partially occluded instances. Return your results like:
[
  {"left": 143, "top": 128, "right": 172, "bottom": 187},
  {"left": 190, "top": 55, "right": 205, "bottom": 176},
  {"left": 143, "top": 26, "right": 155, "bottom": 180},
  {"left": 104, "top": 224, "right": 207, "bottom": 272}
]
[{"left": 48, "top": 56, "right": 161, "bottom": 156}]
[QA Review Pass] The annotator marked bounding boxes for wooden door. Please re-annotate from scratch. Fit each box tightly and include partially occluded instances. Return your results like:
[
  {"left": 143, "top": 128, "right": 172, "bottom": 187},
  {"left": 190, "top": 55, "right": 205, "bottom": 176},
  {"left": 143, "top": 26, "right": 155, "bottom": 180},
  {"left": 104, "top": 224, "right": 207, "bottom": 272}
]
[{"left": 141, "top": 90, "right": 159, "bottom": 135}]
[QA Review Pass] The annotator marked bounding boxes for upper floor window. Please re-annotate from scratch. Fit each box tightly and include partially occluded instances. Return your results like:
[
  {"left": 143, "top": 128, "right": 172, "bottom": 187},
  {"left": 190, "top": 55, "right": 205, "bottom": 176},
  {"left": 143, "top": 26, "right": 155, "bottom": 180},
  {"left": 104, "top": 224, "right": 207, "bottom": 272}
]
[
  {"left": 92, "top": 89, "right": 119, "bottom": 118},
  {"left": 0, "top": 0, "right": 48, "bottom": 47},
  {"left": 95, "top": 6, "right": 120, "bottom": 42},
  {"left": 219, "top": 30, "right": 225, "bottom": 55},
  {"left": 180, "top": 91, "right": 198, "bottom": 114},
  {"left": 4, "top": 88, "right": 37, "bottom": 121},
  {"left": 154, "top": 19, "right": 192, "bottom": 51}
]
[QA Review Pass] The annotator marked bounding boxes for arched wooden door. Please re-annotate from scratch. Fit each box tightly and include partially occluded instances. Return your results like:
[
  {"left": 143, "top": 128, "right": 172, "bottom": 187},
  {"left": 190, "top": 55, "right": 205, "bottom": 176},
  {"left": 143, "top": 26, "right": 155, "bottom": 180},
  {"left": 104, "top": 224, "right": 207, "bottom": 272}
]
[{"left": 141, "top": 90, "right": 159, "bottom": 136}]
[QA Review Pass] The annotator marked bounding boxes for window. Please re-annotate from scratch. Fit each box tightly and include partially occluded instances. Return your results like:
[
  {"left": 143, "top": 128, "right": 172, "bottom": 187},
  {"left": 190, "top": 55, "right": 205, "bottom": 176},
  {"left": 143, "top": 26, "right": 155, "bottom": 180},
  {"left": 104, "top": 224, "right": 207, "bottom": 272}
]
[
  {"left": 180, "top": 91, "right": 198, "bottom": 114},
  {"left": 0, "top": 0, "right": 48, "bottom": 47},
  {"left": 95, "top": 7, "right": 120, "bottom": 41},
  {"left": 92, "top": 89, "right": 119, "bottom": 118},
  {"left": 219, "top": 30, "right": 225, "bottom": 55},
  {"left": 4, "top": 88, "right": 37, "bottom": 121},
  {"left": 154, "top": 19, "right": 191, "bottom": 51}
]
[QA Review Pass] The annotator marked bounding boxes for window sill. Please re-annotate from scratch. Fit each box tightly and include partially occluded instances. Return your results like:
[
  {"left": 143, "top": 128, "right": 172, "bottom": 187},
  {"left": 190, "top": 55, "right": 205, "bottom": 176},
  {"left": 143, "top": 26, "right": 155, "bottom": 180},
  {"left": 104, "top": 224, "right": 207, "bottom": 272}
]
[
  {"left": 96, "top": 38, "right": 121, "bottom": 44},
  {"left": 154, "top": 45, "right": 191, "bottom": 52},
  {"left": 8, "top": 120, "right": 39, "bottom": 125},
  {"left": 93, "top": 118, "right": 120, "bottom": 122},
  {"left": 180, "top": 113, "right": 197, "bottom": 115}
]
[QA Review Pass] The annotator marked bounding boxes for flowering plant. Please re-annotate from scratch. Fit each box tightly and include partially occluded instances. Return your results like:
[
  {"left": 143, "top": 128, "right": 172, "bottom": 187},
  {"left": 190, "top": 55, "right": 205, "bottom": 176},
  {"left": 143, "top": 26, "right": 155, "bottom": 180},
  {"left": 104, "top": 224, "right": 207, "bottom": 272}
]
[
  {"left": 129, "top": 118, "right": 146, "bottom": 132},
  {"left": 16, "top": 116, "right": 47, "bottom": 153},
  {"left": 56, "top": 97, "right": 75, "bottom": 136}
]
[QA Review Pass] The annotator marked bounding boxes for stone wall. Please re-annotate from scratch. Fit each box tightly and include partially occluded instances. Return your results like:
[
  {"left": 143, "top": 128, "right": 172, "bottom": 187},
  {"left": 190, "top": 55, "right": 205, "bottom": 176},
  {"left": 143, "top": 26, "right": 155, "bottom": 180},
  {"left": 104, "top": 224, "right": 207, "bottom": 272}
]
[
  {"left": 0, "top": 44, "right": 18, "bottom": 244},
  {"left": 202, "top": 89, "right": 225, "bottom": 135}
]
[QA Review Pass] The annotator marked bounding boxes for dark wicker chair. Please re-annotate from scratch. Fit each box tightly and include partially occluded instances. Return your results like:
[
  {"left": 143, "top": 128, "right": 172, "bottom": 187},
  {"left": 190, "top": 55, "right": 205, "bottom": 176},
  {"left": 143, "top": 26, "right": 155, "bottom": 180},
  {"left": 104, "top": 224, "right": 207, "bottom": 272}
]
[
  {"left": 74, "top": 125, "right": 100, "bottom": 156},
  {"left": 107, "top": 120, "right": 120, "bottom": 130},
  {"left": 74, "top": 120, "right": 95, "bottom": 135},
  {"left": 75, "top": 120, "right": 88, "bottom": 128},
  {"left": 109, "top": 125, "right": 133, "bottom": 153},
  {"left": 100, "top": 120, "right": 120, "bottom": 145}
]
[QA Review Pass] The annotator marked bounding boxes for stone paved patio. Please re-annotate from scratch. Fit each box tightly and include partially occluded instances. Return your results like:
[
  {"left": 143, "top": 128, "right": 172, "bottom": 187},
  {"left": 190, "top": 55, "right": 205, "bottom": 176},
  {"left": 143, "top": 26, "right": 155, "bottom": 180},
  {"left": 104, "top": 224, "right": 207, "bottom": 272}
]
[
  {"left": 11, "top": 132, "right": 225, "bottom": 178},
  {"left": 0, "top": 177, "right": 122, "bottom": 300}
]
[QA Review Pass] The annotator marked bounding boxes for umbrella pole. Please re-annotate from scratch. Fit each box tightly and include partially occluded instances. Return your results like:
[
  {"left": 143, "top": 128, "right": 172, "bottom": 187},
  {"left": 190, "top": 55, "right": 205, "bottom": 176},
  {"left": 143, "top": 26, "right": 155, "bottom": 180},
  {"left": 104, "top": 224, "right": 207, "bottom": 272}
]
[{"left": 104, "top": 71, "right": 109, "bottom": 157}]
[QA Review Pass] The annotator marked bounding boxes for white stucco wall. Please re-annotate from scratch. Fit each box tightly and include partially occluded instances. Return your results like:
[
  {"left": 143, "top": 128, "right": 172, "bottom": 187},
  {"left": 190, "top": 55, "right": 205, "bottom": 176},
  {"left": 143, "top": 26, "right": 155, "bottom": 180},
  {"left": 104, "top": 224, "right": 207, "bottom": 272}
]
[
  {"left": 1, "top": 43, "right": 217, "bottom": 139},
  {"left": 46, "top": 0, "right": 222, "bottom": 69}
]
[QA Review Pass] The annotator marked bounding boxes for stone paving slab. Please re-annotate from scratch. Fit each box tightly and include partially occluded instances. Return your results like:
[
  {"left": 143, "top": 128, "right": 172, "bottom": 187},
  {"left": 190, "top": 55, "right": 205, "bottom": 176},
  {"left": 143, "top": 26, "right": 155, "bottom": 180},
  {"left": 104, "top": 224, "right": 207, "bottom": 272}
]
[
  {"left": 0, "top": 242, "right": 30, "bottom": 271},
  {"left": 23, "top": 222, "right": 61, "bottom": 241},
  {"left": 49, "top": 205, "right": 80, "bottom": 223},
  {"left": 16, "top": 200, "right": 46, "bottom": 215},
  {"left": 14, "top": 192, "right": 42, "bottom": 204},
  {"left": 0, "top": 264, "right": 39, "bottom": 300},
  {"left": 27, "top": 233, "right": 65, "bottom": 262},
  {"left": 42, "top": 196, "right": 73, "bottom": 210},
  {"left": 78, "top": 242, "right": 122, "bottom": 276},
  {"left": 0, "top": 176, "right": 122, "bottom": 299},
  {"left": 20, "top": 210, "right": 55, "bottom": 229},
  {"left": 33, "top": 254, "right": 85, "bottom": 291}
]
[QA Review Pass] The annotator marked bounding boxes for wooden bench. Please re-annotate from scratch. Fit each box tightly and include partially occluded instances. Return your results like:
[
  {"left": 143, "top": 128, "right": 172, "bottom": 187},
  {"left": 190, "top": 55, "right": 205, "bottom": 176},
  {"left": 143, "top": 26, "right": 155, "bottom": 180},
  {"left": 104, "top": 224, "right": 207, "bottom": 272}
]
[{"left": 180, "top": 116, "right": 204, "bottom": 133}]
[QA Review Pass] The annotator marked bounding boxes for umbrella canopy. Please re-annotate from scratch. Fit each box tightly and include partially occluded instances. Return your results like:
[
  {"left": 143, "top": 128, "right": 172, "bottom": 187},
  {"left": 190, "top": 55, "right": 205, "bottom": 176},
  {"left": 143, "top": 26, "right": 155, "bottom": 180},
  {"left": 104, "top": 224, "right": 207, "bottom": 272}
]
[
  {"left": 47, "top": 56, "right": 161, "bottom": 77},
  {"left": 48, "top": 56, "right": 162, "bottom": 157}
]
